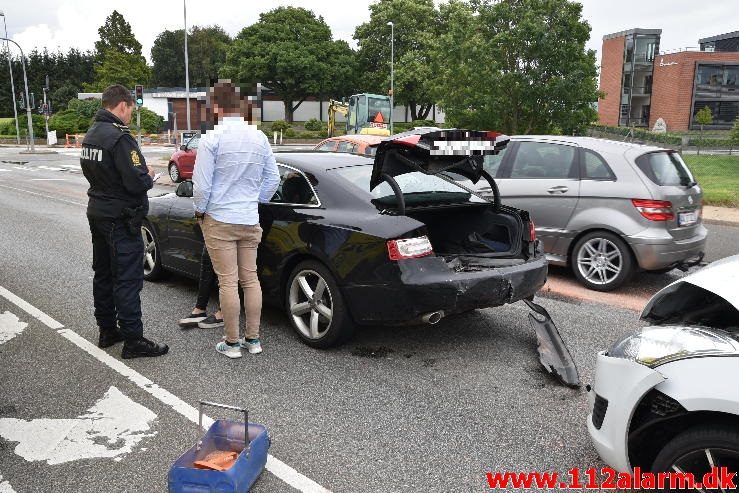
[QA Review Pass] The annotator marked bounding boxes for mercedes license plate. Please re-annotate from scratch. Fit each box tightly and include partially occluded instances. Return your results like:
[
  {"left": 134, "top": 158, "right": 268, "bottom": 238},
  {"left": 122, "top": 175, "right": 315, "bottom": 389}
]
[{"left": 678, "top": 211, "right": 698, "bottom": 227}]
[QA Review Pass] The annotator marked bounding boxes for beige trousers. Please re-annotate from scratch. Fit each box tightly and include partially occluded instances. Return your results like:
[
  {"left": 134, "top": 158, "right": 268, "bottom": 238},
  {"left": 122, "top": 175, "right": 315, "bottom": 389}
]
[{"left": 201, "top": 215, "right": 263, "bottom": 343}]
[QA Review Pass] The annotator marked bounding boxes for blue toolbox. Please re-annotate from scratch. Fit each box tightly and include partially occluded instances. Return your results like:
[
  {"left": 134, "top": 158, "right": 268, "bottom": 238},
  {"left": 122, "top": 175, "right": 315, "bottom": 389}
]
[{"left": 168, "top": 401, "right": 270, "bottom": 493}]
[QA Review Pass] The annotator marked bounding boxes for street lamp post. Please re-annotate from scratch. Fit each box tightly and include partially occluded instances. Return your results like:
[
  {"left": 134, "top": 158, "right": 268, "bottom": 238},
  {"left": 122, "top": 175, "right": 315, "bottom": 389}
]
[
  {"left": 183, "top": 0, "right": 191, "bottom": 132},
  {"left": 0, "top": 11, "right": 21, "bottom": 144},
  {"left": 387, "top": 21, "right": 394, "bottom": 135},
  {"left": 1, "top": 36, "right": 34, "bottom": 152}
]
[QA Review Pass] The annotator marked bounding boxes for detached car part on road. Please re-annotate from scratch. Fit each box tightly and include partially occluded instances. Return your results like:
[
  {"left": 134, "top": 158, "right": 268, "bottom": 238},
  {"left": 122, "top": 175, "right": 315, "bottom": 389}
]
[
  {"left": 144, "top": 129, "right": 578, "bottom": 385},
  {"left": 588, "top": 255, "right": 739, "bottom": 483}
]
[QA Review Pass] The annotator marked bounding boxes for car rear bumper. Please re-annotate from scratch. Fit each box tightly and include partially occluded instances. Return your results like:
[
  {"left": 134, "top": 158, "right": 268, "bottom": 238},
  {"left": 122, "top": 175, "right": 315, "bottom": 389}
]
[
  {"left": 342, "top": 255, "right": 548, "bottom": 324},
  {"left": 627, "top": 225, "right": 707, "bottom": 270}
]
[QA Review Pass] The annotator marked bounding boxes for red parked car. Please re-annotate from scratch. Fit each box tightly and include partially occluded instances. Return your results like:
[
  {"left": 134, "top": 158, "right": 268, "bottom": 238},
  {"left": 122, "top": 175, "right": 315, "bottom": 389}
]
[{"left": 168, "top": 135, "right": 199, "bottom": 182}]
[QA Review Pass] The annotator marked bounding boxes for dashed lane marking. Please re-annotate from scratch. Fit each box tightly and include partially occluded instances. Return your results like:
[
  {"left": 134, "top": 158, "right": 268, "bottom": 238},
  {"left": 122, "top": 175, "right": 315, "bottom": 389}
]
[{"left": 0, "top": 286, "right": 331, "bottom": 493}]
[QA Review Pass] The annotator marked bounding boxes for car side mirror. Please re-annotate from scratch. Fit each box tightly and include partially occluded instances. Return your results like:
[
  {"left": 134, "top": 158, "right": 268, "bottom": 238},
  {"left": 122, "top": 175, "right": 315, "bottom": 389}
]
[
  {"left": 176, "top": 180, "right": 193, "bottom": 198},
  {"left": 179, "top": 145, "right": 187, "bottom": 151}
]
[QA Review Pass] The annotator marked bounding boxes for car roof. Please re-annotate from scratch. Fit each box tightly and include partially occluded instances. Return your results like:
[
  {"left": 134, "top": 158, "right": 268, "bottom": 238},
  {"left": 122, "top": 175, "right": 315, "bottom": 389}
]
[
  {"left": 511, "top": 135, "right": 666, "bottom": 154},
  {"left": 320, "top": 135, "right": 385, "bottom": 145},
  {"left": 273, "top": 151, "right": 373, "bottom": 171}
]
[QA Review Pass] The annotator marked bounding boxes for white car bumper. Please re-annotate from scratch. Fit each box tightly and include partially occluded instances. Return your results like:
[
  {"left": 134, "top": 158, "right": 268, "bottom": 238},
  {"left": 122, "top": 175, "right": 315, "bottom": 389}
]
[{"left": 586, "top": 352, "right": 665, "bottom": 472}]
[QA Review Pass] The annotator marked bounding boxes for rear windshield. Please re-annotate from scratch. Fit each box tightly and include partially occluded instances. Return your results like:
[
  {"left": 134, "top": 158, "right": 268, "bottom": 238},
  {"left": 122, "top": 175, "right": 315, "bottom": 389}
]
[
  {"left": 333, "top": 165, "right": 486, "bottom": 206},
  {"left": 635, "top": 152, "right": 695, "bottom": 187}
]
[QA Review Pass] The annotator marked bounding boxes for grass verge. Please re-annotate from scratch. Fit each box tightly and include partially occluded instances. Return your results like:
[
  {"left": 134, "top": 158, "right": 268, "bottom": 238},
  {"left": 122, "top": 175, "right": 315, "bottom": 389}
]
[{"left": 682, "top": 154, "right": 739, "bottom": 207}]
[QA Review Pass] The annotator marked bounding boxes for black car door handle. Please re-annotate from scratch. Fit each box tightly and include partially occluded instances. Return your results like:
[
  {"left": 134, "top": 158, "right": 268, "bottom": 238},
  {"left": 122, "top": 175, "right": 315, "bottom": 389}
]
[{"left": 547, "top": 186, "right": 569, "bottom": 194}]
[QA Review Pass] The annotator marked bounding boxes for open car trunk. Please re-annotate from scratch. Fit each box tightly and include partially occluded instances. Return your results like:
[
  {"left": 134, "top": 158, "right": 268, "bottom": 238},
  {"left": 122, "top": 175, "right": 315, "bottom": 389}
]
[{"left": 404, "top": 203, "right": 525, "bottom": 268}]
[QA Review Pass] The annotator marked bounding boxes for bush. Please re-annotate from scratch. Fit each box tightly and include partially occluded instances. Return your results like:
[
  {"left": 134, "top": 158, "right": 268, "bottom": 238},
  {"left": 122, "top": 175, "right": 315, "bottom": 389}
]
[
  {"left": 294, "top": 131, "right": 323, "bottom": 139},
  {"left": 135, "top": 107, "right": 164, "bottom": 134},
  {"left": 270, "top": 120, "right": 291, "bottom": 133},
  {"left": 49, "top": 110, "right": 90, "bottom": 136},
  {"left": 284, "top": 128, "right": 297, "bottom": 138},
  {"left": 304, "top": 118, "right": 323, "bottom": 132},
  {"left": 68, "top": 98, "right": 101, "bottom": 119},
  {"left": 589, "top": 125, "right": 682, "bottom": 146},
  {"left": 7, "top": 114, "right": 47, "bottom": 138},
  {"left": 410, "top": 119, "right": 436, "bottom": 128}
]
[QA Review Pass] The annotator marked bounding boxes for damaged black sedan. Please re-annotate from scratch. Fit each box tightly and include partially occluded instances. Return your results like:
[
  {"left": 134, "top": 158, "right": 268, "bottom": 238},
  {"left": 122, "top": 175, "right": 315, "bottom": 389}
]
[{"left": 143, "top": 130, "right": 548, "bottom": 349}]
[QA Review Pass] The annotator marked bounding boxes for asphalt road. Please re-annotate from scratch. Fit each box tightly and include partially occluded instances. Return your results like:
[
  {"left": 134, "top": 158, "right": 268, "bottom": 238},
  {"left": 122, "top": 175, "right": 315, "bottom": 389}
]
[{"left": 0, "top": 148, "right": 737, "bottom": 492}]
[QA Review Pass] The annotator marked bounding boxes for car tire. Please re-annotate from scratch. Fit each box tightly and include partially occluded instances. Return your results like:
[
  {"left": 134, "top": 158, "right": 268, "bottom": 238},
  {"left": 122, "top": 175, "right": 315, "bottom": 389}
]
[
  {"left": 651, "top": 424, "right": 739, "bottom": 489},
  {"left": 168, "top": 162, "right": 181, "bottom": 183},
  {"left": 285, "top": 260, "right": 354, "bottom": 348},
  {"left": 141, "top": 221, "right": 164, "bottom": 281},
  {"left": 571, "top": 231, "right": 633, "bottom": 291}
]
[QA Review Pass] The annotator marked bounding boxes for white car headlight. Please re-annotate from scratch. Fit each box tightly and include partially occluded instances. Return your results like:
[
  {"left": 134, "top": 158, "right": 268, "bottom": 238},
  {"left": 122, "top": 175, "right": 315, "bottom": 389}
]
[{"left": 608, "top": 326, "right": 739, "bottom": 368}]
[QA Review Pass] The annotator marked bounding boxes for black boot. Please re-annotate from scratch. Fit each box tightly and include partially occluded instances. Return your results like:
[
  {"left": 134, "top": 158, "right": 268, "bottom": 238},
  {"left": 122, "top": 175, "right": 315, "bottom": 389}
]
[
  {"left": 98, "top": 328, "right": 125, "bottom": 349},
  {"left": 121, "top": 337, "right": 169, "bottom": 359}
]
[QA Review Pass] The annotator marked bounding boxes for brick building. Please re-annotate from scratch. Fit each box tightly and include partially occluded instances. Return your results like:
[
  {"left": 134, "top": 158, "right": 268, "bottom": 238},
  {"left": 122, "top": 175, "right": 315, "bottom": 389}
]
[{"left": 598, "top": 29, "right": 739, "bottom": 131}]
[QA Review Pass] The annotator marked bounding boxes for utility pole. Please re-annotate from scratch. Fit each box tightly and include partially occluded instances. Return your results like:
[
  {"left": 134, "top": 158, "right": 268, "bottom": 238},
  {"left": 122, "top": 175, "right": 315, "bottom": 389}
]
[
  {"left": 183, "top": 0, "right": 191, "bottom": 132},
  {"left": 42, "top": 75, "right": 50, "bottom": 139},
  {"left": 387, "top": 21, "right": 394, "bottom": 135},
  {"left": 1, "top": 36, "right": 34, "bottom": 152},
  {"left": 0, "top": 12, "right": 20, "bottom": 144}
]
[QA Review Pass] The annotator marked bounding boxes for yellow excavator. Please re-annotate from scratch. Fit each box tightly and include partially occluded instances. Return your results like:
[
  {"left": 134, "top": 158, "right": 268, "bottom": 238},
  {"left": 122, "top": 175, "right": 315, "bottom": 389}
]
[{"left": 327, "top": 93, "right": 392, "bottom": 137}]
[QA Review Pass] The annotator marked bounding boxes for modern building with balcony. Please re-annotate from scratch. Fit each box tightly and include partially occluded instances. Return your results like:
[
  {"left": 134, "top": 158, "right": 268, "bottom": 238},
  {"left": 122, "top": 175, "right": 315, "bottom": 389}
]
[{"left": 598, "top": 29, "right": 739, "bottom": 131}]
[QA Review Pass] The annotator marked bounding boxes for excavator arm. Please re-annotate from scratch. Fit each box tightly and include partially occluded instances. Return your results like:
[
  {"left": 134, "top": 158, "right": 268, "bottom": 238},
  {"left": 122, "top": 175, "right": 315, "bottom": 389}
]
[{"left": 327, "top": 99, "right": 348, "bottom": 138}]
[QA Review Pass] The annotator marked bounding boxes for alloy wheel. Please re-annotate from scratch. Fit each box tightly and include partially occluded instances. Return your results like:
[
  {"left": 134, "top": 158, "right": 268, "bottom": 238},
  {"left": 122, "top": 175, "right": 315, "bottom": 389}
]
[
  {"left": 576, "top": 237, "right": 622, "bottom": 286},
  {"left": 670, "top": 447, "right": 739, "bottom": 492},
  {"left": 169, "top": 163, "right": 180, "bottom": 182},
  {"left": 141, "top": 225, "right": 157, "bottom": 276},
  {"left": 288, "top": 269, "right": 333, "bottom": 340}
]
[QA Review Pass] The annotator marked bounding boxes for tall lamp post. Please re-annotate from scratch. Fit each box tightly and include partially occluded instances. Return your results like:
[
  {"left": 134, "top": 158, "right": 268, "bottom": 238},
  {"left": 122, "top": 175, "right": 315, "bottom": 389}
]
[
  {"left": 0, "top": 11, "right": 21, "bottom": 144},
  {"left": 1, "top": 36, "right": 34, "bottom": 152},
  {"left": 387, "top": 21, "right": 394, "bottom": 135},
  {"left": 183, "top": 0, "right": 191, "bottom": 133}
]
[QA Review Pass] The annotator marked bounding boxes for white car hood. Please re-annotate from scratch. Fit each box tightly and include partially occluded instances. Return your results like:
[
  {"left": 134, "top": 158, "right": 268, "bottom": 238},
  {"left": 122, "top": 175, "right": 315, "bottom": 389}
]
[{"left": 642, "top": 254, "right": 739, "bottom": 323}]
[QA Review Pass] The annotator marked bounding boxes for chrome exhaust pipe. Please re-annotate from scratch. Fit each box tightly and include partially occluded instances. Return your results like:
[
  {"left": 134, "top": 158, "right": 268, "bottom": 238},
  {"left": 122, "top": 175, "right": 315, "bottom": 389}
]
[{"left": 421, "top": 311, "right": 444, "bottom": 325}]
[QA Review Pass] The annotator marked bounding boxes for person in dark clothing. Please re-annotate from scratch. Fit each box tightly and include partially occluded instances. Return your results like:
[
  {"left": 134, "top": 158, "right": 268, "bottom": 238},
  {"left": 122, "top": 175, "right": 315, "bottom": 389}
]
[{"left": 81, "top": 84, "right": 168, "bottom": 359}]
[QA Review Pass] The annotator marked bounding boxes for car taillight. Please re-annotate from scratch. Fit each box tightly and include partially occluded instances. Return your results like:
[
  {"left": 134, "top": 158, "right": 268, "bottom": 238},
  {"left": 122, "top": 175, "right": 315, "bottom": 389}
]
[
  {"left": 387, "top": 236, "right": 433, "bottom": 260},
  {"left": 632, "top": 199, "right": 674, "bottom": 221},
  {"left": 528, "top": 220, "right": 537, "bottom": 241}
]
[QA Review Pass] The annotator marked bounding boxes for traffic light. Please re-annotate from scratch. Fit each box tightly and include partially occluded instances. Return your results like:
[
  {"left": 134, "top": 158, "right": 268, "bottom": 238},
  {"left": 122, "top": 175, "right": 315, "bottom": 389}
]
[
  {"left": 17, "top": 92, "right": 25, "bottom": 110},
  {"left": 135, "top": 85, "right": 144, "bottom": 106}
]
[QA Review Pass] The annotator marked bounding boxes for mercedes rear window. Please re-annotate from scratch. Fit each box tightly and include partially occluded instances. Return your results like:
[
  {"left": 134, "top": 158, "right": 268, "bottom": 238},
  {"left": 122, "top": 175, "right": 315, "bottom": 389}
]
[
  {"left": 333, "top": 166, "right": 486, "bottom": 206},
  {"left": 635, "top": 152, "right": 695, "bottom": 187}
]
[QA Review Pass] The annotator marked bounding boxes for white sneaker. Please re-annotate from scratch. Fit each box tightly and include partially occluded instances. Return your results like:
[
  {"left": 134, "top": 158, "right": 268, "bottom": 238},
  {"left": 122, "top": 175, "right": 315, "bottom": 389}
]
[
  {"left": 215, "top": 341, "right": 242, "bottom": 359},
  {"left": 239, "top": 338, "right": 263, "bottom": 354}
]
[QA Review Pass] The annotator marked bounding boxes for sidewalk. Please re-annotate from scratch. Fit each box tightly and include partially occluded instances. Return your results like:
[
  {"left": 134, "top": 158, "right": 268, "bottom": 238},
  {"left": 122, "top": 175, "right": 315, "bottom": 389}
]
[{"left": 703, "top": 206, "right": 739, "bottom": 227}]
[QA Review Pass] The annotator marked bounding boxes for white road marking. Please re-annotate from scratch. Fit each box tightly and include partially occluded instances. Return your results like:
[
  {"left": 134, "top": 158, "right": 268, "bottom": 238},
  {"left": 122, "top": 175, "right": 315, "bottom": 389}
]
[
  {"left": 37, "top": 166, "right": 63, "bottom": 171},
  {"left": 30, "top": 179, "right": 67, "bottom": 181},
  {"left": 0, "top": 472, "right": 18, "bottom": 493},
  {"left": 0, "top": 287, "right": 331, "bottom": 493},
  {"left": 0, "top": 184, "right": 86, "bottom": 208},
  {"left": 0, "top": 387, "right": 157, "bottom": 465},
  {"left": 0, "top": 287, "right": 63, "bottom": 329},
  {"left": 0, "top": 311, "right": 27, "bottom": 345},
  {"left": 0, "top": 169, "right": 10, "bottom": 172}
]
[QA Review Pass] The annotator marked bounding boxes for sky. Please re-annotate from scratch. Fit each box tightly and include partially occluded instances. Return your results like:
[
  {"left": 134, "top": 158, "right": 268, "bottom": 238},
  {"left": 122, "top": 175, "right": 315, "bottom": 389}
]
[{"left": 1, "top": 0, "right": 737, "bottom": 67}]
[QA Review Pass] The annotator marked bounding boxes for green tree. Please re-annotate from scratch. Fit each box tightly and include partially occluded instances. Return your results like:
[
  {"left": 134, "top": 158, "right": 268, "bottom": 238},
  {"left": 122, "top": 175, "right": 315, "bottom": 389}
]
[
  {"left": 151, "top": 26, "right": 232, "bottom": 88},
  {"left": 432, "top": 0, "right": 600, "bottom": 135},
  {"left": 86, "top": 11, "right": 150, "bottom": 91},
  {"left": 695, "top": 105, "right": 713, "bottom": 154},
  {"left": 730, "top": 117, "right": 739, "bottom": 152},
  {"left": 354, "top": 0, "right": 438, "bottom": 120},
  {"left": 221, "top": 7, "right": 357, "bottom": 122},
  {"left": 134, "top": 106, "right": 164, "bottom": 133},
  {"left": 95, "top": 10, "right": 142, "bottom": 56},
  {"left": 50, "top": 84, "right": 80, "bottom": 112}
]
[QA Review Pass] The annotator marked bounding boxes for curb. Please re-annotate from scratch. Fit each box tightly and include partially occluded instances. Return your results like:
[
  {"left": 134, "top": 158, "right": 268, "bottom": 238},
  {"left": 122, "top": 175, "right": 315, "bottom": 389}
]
[{"left": 704, "top": 218, "right": 739, "bottom": 227}]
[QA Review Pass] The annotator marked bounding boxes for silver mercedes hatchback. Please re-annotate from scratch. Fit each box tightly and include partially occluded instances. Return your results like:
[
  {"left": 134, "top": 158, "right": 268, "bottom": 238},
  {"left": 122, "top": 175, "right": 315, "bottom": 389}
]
[{"left": 476, "top": 136, "right": 707, "bottom": 291}]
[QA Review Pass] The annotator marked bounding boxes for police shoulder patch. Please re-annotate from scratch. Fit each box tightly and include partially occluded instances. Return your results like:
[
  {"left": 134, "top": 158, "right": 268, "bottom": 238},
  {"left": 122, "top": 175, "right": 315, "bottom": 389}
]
[{"left": 130, "top": 150, "right": 141, "bottom": 166}]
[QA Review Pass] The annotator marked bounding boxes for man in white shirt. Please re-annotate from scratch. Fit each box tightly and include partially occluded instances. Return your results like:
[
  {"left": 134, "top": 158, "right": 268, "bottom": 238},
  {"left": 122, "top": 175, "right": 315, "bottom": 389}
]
[{"left": 193, "top": 81, "right": 280, "bottom": 359}]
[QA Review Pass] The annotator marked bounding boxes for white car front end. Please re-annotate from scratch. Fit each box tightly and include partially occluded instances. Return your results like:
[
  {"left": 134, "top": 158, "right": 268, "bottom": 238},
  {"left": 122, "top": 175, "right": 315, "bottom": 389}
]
[{"left": 587, "top": 255, "right": 739, "bottom": 473}]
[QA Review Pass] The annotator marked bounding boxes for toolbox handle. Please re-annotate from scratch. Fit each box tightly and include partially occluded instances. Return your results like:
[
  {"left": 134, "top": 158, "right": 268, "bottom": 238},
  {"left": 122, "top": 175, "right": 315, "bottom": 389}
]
[{"left": 198, "top": 401, "right": 249, "bottom": 451}]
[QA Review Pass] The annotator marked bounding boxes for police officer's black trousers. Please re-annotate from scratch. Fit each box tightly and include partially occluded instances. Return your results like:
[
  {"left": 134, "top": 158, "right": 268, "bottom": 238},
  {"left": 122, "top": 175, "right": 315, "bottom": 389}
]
[
  {"left": 88, "top": 217, "right": 145, "bottom": 340},
  {"left": 195, "top": 245, "right": 219, "bottom": 311}
]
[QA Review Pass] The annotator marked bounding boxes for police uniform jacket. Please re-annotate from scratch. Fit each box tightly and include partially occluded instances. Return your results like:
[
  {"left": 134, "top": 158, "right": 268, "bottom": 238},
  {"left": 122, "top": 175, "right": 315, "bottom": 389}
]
[{"left": 81, "top": 109, "right": 153, "bottom": 219}]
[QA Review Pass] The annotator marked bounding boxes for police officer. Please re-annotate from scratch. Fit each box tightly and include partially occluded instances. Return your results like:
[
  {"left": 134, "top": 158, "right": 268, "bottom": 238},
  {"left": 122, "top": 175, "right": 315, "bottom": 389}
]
[{"left": 81, "top": 84, "right": 168, "bottom": 359}]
